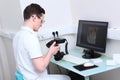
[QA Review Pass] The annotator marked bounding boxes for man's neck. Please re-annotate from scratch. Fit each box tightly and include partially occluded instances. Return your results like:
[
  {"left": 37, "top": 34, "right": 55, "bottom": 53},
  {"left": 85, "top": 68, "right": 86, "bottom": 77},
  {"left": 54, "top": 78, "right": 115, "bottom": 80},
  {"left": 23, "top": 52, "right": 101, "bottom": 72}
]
[{"left": 23, "top": 20, "right": 33, "bottom": 30}]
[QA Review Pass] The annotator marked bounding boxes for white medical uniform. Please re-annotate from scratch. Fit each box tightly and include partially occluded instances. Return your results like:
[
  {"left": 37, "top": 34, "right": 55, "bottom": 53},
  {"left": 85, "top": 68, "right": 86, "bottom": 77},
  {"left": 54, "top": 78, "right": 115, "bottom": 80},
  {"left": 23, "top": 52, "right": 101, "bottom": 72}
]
[{"left": 13, "top": 26, "right": 71, "bottom": 80}]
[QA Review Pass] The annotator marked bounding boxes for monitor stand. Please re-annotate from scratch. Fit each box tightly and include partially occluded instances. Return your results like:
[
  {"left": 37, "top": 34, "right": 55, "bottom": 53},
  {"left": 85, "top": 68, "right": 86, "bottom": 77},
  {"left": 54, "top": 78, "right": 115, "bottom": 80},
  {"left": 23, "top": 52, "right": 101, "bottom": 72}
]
[{"left": 82, "top": 49, "right": 101, "bottom": 59}]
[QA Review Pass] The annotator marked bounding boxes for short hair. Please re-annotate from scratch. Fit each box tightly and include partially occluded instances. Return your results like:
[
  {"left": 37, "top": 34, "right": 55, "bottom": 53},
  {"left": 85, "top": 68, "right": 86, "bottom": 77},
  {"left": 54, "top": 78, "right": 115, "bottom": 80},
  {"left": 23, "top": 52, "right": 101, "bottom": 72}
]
[{"left": 23, "top": 3, "right": 45, "bottom": 20}]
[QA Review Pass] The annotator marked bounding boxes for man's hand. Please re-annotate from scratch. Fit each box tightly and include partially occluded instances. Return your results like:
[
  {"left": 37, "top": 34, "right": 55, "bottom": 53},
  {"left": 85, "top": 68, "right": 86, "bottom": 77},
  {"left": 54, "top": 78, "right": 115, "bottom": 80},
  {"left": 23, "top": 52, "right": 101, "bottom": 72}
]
[{"left": 48, "top": 42, "right": 60, "bottom": 55}]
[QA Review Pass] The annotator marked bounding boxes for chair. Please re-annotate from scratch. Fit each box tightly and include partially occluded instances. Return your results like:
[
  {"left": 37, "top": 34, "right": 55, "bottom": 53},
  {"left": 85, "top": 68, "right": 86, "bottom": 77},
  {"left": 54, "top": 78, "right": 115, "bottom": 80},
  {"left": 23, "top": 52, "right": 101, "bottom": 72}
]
[{"left": 15, "top": 71, "right": 23, "bottom": 80}]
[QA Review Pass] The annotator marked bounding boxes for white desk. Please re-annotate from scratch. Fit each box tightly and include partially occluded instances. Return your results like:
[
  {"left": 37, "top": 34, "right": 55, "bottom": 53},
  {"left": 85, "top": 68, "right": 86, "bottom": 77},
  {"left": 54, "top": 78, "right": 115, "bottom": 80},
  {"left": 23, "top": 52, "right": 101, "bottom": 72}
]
[{"left": 50, "top": 48, "right": 120, "bottom": 80}]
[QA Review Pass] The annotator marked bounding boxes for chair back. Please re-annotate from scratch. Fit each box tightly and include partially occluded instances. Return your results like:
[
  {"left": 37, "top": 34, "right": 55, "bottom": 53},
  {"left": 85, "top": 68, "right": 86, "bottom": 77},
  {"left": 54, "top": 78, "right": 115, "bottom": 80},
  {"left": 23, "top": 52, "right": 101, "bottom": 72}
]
[{"left": 15, "top": 71, "right": 23, "bottom": 80}]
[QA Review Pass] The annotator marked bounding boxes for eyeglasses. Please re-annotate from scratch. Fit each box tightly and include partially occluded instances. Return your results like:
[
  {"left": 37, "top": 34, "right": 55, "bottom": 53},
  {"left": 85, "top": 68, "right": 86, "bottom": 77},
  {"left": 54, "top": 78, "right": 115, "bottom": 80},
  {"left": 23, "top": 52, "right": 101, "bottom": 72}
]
[
  {"left": 41, "top": 19, "right": 45, "bottom": 24},
  {"left": 37, "top": 15, "right": 45, "bottom": 24}
]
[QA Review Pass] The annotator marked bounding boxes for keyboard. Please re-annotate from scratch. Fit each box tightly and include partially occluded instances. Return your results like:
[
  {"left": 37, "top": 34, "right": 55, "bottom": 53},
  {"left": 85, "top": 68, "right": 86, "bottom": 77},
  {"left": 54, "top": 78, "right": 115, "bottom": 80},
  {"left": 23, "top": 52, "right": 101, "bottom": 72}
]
[{"left": 62, "top": 54, "right": 89, "bottom": 65}]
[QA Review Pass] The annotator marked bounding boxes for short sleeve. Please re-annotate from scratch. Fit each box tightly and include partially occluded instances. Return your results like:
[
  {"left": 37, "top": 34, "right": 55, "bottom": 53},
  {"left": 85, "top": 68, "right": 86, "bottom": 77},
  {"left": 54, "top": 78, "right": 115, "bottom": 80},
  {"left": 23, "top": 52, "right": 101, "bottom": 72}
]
[{"left": 23, "top": 33, "right": 42, "bottom": 59}]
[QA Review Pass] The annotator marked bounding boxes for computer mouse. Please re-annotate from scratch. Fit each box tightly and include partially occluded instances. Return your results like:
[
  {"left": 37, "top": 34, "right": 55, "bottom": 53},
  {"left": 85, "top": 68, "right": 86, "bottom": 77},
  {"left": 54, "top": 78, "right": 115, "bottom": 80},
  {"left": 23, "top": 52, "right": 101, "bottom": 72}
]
[{"left": 83, "top": 62, "right": 94, "bottom": 67}]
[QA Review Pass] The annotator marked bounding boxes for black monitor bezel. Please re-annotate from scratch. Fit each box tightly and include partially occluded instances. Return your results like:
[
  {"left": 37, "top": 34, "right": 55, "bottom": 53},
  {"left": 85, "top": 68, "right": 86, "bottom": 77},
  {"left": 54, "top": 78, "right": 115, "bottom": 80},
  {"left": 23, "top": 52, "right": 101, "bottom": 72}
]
[{"left": 76, "top": 20, "right": 108, "bottom": 53}]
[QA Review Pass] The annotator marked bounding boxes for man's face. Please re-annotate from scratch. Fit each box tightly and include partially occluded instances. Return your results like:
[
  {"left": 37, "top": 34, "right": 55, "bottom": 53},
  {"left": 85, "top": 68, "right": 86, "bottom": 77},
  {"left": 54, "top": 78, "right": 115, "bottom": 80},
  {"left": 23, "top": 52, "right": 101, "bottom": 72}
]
[{"left": 33, "top": 14, "right": 45, "bottom": 31}]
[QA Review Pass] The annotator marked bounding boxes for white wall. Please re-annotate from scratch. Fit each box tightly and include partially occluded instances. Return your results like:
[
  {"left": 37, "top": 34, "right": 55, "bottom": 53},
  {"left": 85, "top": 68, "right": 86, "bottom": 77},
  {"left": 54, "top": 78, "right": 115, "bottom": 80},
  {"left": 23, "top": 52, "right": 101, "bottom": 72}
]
[
  {"left": 0, "top": 0, "right": 22, "bottom": 31},
  {"left": 70, "top": 0, "right": 120, "bottom": 28},
  {"left": 20, "top": 0, "right": 73, "bottom": 29}
]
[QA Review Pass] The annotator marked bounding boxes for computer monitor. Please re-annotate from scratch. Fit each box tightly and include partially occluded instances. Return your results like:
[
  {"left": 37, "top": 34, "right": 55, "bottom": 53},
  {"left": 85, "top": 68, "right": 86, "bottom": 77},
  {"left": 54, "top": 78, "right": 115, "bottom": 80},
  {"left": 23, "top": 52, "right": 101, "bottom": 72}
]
[{"left": 76, "top": 20, "right": 108, "bottom": 59}]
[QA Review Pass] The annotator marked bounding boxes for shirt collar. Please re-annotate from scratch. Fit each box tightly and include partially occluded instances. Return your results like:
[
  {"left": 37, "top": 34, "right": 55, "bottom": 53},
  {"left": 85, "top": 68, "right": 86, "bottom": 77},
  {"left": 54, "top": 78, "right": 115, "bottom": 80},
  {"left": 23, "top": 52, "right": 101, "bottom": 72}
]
[
  {"left": 21, "top": 26, "right": 38, "bottom": 37},
  {"left": 21, "top": 26, "right": 36, "bottom": 34}
]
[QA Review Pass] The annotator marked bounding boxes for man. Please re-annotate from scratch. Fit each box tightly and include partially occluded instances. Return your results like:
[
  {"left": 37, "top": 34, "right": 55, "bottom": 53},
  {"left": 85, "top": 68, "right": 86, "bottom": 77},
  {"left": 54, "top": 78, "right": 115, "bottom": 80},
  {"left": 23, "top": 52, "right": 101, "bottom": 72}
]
[{"left": 13, "top": 3, "right": 70, "bottom": 80}]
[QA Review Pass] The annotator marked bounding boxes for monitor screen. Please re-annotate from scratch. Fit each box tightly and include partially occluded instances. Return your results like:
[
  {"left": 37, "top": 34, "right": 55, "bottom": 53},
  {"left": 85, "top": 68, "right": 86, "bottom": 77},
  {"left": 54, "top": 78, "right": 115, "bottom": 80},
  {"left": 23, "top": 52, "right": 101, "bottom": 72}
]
[{"left": 76, "top": 20, "right": 108, "bottom": 59}]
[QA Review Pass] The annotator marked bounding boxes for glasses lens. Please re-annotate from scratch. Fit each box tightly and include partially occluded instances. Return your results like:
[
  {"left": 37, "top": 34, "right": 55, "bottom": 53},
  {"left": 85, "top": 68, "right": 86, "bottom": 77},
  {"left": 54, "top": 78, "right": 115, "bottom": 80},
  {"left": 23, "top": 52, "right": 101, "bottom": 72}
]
[
  {"left": 42, "top": 20, "right": 45, "bottom": 23},
  {"left": 37, "top": 15, "right": 45, "bottom": 24}
]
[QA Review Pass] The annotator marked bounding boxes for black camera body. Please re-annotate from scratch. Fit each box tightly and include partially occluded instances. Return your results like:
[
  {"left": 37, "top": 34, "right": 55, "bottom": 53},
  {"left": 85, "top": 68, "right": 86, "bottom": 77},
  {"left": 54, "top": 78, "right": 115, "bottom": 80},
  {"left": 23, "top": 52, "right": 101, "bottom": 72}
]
[{"left": 46, "top": 31, "right": 69, "bottom": 61}]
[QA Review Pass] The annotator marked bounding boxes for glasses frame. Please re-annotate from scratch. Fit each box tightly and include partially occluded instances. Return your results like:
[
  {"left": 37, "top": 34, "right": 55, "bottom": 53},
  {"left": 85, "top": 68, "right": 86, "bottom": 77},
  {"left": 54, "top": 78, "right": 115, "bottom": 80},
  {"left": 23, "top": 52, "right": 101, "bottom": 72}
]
[{"left": 37, "top": 15, "right": 45, "bottom": 24}]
